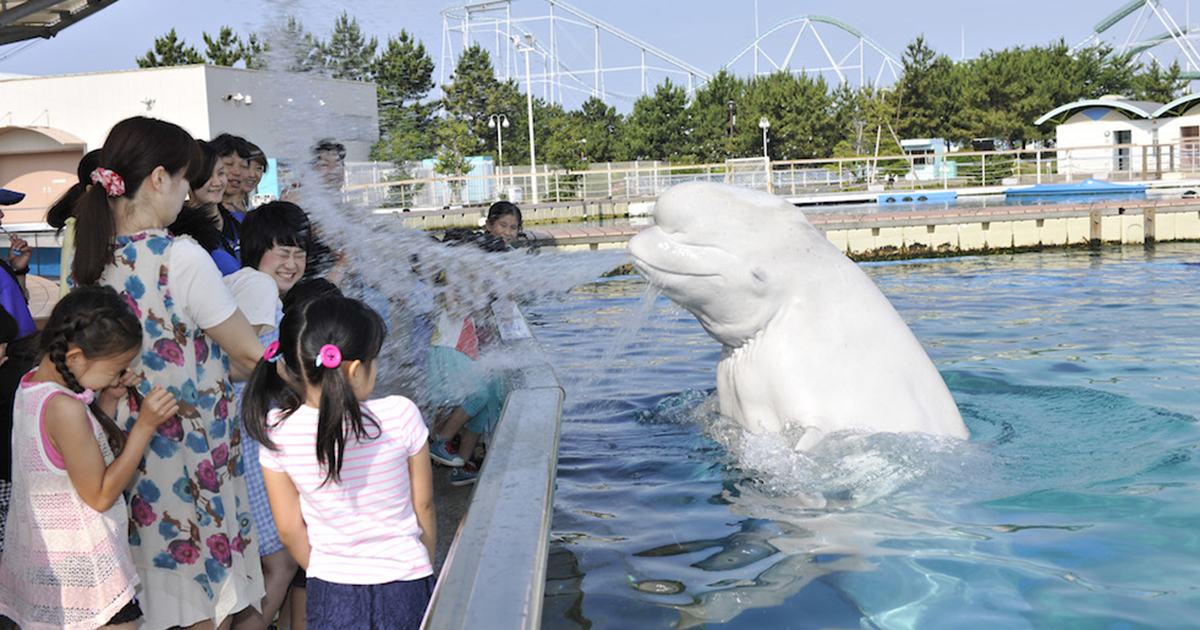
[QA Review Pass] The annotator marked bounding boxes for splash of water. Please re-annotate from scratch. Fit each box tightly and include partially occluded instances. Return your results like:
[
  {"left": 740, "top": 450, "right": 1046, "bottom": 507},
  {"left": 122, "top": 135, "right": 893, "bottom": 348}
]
[{"left": 241, "top": 17, "right": 629, "bottom": 406}]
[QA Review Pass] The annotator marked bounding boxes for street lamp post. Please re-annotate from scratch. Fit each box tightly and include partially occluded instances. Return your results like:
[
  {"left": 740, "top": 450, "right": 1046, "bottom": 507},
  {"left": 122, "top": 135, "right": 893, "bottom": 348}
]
[
  {"left": 758, "top": 116, "right": 770, "bottom": 159},
  {"left": 726, "top": 100, "right": 736, "bottom": 138},
  {"left": 759, "top": 116, "right": 772, "bottom": 193},
  {"left": 488, "top": 113, "right": 509, "bottom": 197},
  {"left": 515, "top": 33, "right": 539, "bottom": 205}
]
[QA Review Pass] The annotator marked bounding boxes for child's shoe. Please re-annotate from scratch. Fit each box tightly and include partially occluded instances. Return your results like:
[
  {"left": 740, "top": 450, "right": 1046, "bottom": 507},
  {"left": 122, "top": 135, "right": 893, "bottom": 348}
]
[
  {"left": 429, "top": 438, "right": 464, "bottom": 467},
  {"left": 450, "top": 461, "right": 479, "bottom": 486}
]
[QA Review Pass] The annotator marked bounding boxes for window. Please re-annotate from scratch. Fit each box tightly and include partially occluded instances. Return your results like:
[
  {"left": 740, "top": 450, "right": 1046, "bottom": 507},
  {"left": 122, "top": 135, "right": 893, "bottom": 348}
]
[{"left": 1182, "top": 126, "right": 1198, "bottom": 170}]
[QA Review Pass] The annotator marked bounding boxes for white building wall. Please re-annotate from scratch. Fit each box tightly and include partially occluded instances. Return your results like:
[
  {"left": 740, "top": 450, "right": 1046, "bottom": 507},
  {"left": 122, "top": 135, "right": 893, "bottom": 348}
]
[
  {"left": 0, "top": 65, "right": 211, "bottom": 149},
  {"left": 1055, "top": 110, "right": 1157, "bottom": 177},
  {"left": 201, "top": 66, "right": 378, "bottom": 162},
  {"left": 0, "top": 65, "right": 378, "bottom": 162}
]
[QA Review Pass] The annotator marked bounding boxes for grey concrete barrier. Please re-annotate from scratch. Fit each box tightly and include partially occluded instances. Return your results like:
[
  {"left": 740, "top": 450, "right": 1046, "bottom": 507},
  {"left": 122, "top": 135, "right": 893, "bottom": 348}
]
[{"left": 423, "top": 304, "right": 564, "bottom": 630}]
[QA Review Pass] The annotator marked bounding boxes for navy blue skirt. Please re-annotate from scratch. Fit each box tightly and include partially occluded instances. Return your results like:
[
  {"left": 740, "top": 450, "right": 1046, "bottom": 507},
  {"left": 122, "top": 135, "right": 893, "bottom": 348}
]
[{"left": 306, "top": 575, "right": 434, "bottom": 629}]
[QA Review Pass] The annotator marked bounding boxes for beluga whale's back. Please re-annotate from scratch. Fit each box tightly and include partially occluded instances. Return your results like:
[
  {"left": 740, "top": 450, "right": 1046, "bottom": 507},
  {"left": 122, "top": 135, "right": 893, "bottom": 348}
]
[{"left": 629, "top": 181, "right": 967, "bottom": 449}]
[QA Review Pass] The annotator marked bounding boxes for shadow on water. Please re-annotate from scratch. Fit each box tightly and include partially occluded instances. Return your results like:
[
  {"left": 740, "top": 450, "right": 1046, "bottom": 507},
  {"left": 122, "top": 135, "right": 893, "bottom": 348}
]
[{"left": 541, "top": 244, "right": 1200, "bottom": 629}]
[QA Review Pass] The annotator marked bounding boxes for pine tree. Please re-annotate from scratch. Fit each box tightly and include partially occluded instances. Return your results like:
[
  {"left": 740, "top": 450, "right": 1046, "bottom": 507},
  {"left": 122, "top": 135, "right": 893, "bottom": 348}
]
[
  {"left": 277, "top": 16, "right": 323, "bottom": 74},
  {"left": 625, "top": 79, "right": 690, "bottom": 161},
  {"left": 137, "top": 29, "right": 204, "bottom": 68},
  {"left": 370, "top": 30, "right": 440, "bottom": 166},
  {"left": 202, "top": 26, "right": 243, "bottom": 66},
  {"left": 321, "top": 12, "right": 377, "bottom": 80}
]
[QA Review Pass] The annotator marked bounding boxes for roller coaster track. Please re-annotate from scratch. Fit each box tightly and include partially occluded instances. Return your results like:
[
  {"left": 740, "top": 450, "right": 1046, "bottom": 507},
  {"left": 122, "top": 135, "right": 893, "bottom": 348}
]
[
  {"left": 1071, "top": 0, "right": 1200, "bottom": 79},
  {"left": 720, "top": 14, "right": 901, "bottom": 85},
  {"left": 440, "top": 1, "right": 900, "bottom": 108}
]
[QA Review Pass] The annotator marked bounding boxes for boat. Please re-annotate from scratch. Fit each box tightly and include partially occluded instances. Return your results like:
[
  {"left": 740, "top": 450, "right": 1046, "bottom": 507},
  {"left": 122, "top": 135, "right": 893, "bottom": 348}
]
[{"left": 1004, "top": 178, "right": 1147, "bottom": 197}]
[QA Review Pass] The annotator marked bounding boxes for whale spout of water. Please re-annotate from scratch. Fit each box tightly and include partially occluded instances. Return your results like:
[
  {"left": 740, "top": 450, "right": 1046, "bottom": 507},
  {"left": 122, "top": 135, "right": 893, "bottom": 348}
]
[{"left": 629, "top": 182, "right": 967, "bottom": 449}]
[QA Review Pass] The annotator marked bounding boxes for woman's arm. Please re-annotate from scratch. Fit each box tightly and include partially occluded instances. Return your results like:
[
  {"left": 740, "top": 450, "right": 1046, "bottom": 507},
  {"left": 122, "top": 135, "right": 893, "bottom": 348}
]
[
  {"left": 49, "top": 387, "right": 179, "bottom": 512},
  {"left": 409, "top": 444, "right": 437, "bottom": 562},
  {"left": 171, "top": 237, "right": 264, "bottom": 379},
  {"left": 263, "top": 467, "right": 311, "bottom": 570},
  {"left": 204, "top": 309, "right": 264, "bottom": 380}
]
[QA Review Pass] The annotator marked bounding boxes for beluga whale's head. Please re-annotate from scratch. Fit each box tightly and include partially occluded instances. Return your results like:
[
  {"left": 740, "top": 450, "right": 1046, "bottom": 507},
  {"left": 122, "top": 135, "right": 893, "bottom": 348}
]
[{"left": 630, "top": 182, "right": 831, "bottom": 347}]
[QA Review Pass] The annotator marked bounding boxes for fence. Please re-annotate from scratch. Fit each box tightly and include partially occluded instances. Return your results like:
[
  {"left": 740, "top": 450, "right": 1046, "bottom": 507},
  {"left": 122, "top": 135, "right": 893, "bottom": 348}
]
[{"left": 342, "top": 141, "right": 1200, "bottom": 210}]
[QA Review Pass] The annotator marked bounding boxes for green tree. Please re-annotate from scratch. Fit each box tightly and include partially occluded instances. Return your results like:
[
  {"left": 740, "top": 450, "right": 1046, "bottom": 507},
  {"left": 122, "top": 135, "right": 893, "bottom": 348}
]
[
  {"left": 321, "top": 12, "right": 377, "bottom": 80},
  {"left": 539, "top": 103, "right": 589, "bottom": 171},
  {"left": 687, "top": 70, "right": 747, "bottom": 161},
  {"left": 371, "top": 103, "right": 437, "bottom": 164},
  {"left": 202, "top": 26, "right": 243, "bottom": 66},
  {"left": 625, "top": 79, "right": 690, "bottom": 161},
  {"left": 279, "top": 16, "right": 323, "bottom": 74},
  {"left": 433, "top": 118, "right": 474, "bottom": 202},
  {"left": 1133, "top": 59, "right": 1187, "bottom": 102},
  {"left": 370, "top": 30, "right": 438, "bottom": 166},
  {"left": 739, "top": 71, "right": 837, "bottom": 160},
  {"left": 372, "top": 31, "right": 435, "bottom": 127},
  {"left": 895, "top": 36, "right": 955, "bottom": 139},
  {"left": 575, "top": 96, "right": 627, "bottom": 163},
  {"left": 441, "top": 44, "right": 508, "bottom": 159},
  {"left": 831, "top": 85, "right": 901, "bottom": 158},
  {"left": 240, "top": 33, "right": 267, "bottom": 70},
  {"left": 136, "top": 29, "right": 204, "bottom": 68}
]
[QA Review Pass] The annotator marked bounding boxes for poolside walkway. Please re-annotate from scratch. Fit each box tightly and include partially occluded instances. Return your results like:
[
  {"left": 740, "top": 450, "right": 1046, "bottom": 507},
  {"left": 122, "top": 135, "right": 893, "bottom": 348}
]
[{"left": 522, "top": 195, "right": 1200, "bottom": 254}]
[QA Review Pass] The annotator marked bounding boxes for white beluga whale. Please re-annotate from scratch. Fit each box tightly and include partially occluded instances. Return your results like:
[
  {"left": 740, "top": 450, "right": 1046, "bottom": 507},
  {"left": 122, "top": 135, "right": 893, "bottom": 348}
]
[{"left": 629, "top": 181, "right": 967, "bottom": 449}]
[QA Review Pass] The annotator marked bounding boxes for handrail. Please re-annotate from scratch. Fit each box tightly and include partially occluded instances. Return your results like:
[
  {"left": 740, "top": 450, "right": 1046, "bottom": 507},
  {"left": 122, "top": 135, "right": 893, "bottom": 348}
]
[
  {"left": 422, "top": 302, "right": 564, "bottom": 630},
  {"left": 346, "top": 140, "right": 1200, "bottom": 209}
]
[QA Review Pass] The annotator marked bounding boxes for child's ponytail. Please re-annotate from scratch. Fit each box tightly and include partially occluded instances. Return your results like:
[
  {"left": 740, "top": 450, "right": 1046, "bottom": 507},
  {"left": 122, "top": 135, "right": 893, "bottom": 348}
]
[
  {"left": 241, "top": 340, "right": 302, "bottom": 450},
  {"left": 71, "top": 116, "right": 202, "bottom": 286},
  {"left": 250, "top": 295, "right": 388, "bottom": 486},
  {"left": 39, "top": 287, "right": 143, "bottom": 452}
]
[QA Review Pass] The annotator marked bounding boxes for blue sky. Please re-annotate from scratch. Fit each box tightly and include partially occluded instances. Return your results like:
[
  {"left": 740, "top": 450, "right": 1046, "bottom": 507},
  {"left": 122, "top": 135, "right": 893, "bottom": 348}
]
[{"left": 2, "top": 0, "right": 1195, "bottom": 93}]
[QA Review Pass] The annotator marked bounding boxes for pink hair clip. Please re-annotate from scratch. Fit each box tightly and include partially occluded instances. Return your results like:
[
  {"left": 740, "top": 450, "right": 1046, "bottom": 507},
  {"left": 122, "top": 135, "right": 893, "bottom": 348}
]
[
  {"left": 90, "top": 167, "right": 126, "bottom": 197},
  {"left": 263, "top": 340, "right": 281, "bottom": 363},
  {"left": 72, "top": 389, "right": 96, "bottom": 405},
  {"left": 316, "top": 344, "right": 342, "bottom": 369}
]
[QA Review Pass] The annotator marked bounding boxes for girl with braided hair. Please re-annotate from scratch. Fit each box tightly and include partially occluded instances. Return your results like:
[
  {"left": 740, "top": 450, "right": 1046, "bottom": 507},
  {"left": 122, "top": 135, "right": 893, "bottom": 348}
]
[{"left": 0, "top": 286, "right": 180, "bottom": 629}]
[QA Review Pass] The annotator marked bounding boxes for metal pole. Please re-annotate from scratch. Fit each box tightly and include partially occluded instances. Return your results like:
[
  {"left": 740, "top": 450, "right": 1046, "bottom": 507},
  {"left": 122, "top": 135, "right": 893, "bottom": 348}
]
[{"left": 525, "top": 42, "right": 539, "bottom": 205}]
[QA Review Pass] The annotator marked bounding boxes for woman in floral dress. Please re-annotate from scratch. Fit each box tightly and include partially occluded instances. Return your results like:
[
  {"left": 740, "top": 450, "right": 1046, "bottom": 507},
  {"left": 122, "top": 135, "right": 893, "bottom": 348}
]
[{"left": 72, "top": 116, "right": 265, "bottom": 630}]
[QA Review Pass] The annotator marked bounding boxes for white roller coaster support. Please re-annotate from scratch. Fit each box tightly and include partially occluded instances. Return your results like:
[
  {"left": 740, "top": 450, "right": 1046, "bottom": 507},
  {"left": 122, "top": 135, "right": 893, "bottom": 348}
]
[
  {"left": 443, "top": 3, "right": 902, "bottom": 108},
  {"left": 1147, "top": 1, "right": 1200, "bottom": 71}
]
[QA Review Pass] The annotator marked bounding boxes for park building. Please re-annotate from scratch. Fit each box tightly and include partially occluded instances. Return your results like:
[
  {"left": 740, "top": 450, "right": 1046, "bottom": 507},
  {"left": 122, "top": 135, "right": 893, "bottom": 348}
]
[
  {"left": 0, "top": 63, "right": 379, "bottom": 226},
  {"left": 1037, "top": 93, "right": 1200, "bottom": 180}
]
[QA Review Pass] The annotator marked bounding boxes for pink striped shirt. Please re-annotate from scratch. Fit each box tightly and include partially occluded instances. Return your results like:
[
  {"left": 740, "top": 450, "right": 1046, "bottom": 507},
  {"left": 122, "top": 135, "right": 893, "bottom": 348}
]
[{"left": 259, "top": 396, "right": 431, "bottom": 584}]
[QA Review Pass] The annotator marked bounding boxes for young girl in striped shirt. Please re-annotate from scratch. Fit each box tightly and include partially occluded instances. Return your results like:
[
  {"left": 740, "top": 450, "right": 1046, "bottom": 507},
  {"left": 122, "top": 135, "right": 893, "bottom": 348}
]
[{"left": 242, "top": 295, "right": 436, "bottom": 629}]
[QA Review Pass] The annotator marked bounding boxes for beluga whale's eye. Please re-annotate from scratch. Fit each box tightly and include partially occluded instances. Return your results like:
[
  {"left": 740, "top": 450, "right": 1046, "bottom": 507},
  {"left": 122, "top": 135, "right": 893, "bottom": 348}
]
[{"left": 751, "top": 268, "right": 769, "bottom": 285}]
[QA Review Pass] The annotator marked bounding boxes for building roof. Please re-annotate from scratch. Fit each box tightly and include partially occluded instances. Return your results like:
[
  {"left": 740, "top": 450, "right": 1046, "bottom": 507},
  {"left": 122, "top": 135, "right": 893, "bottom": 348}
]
[
  {"left": 1035, "top": 98, "right": 1164, "bottom": 126},
  {"left": 1152, "top": 92, "right": 1200, "bottom": 118},
  {"left": 0, "top": 0, "right": 120, "bottom": 46}
]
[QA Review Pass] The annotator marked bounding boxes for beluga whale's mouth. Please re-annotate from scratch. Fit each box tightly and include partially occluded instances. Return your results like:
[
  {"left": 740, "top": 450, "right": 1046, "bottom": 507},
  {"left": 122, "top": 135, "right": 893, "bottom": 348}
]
[{"left": 628, "top": 181, "right": 968, "bottom": 450}]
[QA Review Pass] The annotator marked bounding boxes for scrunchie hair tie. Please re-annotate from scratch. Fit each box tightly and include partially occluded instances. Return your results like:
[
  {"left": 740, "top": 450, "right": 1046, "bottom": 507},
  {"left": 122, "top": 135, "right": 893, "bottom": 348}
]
[
  {"left": 90, "top": 167, "right": 126, "bottom": 197},
  {"left": 72, "top": 389, "right": 96, "bottom": 405},
  {"left": 316, "top": 344, "right": 342, "bottom": 369},
  {"left": 263, "top": 340, "right": 281, "bottom": 363}
]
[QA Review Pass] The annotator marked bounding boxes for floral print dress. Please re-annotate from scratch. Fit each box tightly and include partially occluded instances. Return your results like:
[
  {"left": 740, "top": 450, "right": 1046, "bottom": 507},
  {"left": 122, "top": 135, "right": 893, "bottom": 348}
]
[{"left": 99, "top": 230, "right": 263, "bottom": 627}]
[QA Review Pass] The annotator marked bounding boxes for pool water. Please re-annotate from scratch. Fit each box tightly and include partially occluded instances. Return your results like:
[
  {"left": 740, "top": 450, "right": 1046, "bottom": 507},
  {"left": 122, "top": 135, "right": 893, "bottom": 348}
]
[{"left": 532, "top": 243, "right": 1200, "bottom": 629}]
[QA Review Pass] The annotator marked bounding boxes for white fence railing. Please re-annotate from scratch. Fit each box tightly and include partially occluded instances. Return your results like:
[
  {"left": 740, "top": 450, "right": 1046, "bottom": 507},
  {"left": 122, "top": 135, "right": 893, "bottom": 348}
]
[{"left": 342, "top": 141, "right": 1200, "bottom": 210}]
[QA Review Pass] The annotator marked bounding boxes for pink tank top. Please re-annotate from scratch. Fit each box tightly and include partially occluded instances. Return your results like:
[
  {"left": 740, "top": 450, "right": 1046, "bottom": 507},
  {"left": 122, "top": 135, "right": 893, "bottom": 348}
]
[{"left": 0, "top": 374, "right": 139, "bottom": 629}]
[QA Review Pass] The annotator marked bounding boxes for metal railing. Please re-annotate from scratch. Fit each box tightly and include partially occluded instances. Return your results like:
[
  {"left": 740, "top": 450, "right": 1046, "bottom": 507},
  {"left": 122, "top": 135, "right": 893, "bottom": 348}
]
[{"left": 344, "top": 140, "right": 1200, "bottom": 210}]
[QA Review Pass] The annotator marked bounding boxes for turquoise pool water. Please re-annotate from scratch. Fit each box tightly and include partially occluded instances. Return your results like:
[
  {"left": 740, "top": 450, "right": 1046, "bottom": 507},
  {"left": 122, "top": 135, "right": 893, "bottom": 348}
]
[{"left": 534, "top": 243, "right": 1200, "bottom": 629}]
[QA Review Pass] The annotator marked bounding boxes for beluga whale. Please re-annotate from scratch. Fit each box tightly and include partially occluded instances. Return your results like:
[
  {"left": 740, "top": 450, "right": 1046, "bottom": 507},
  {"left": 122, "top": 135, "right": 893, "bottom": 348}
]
[{"left": 629, "top": 181, "right": 968, "bottom": 449}]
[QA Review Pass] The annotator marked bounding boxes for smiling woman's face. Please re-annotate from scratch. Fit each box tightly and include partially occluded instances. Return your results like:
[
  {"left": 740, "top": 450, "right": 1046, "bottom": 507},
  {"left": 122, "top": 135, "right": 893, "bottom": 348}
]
[
  {"left": 258, "top": 243, "right": 308, "bottom": 295},
  {"left": 193, "top": 161, "right": 226, "bottom": 205}
]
